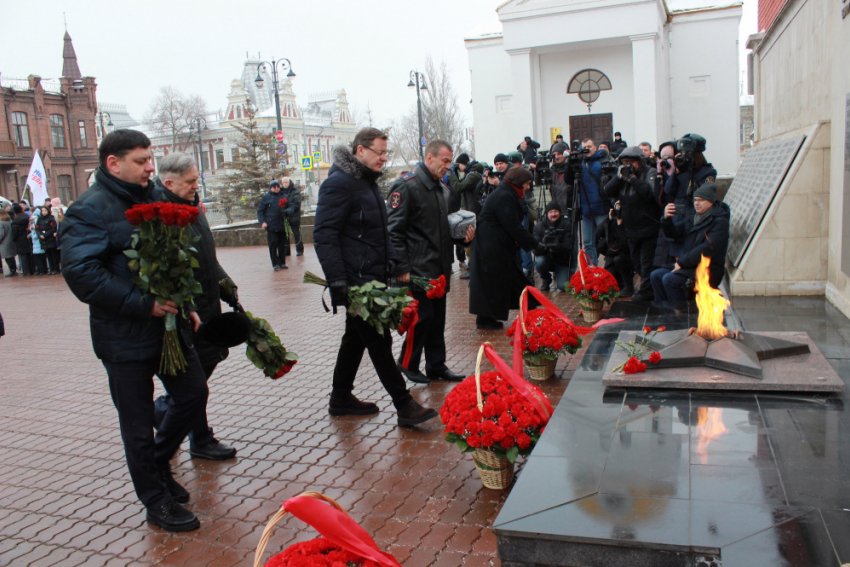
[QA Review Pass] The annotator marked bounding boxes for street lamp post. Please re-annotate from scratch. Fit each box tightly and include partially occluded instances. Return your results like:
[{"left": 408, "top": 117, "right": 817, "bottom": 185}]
[
  {"left": 98, "top": 111, "right": 112, "bottom": 140},
  {"left": 188, "top": 117, "right": 209, "bottom": 199},
  {"left": 254, "top": 58, "right": 296, "bottom": 134},
  {"left": 407, "top": 70, "right": 428, "bottom": 161}
]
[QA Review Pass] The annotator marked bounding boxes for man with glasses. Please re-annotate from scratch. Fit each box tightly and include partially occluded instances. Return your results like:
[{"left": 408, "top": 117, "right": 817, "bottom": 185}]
[
  {"left": 313, "top": 127, "right": 438, "bottom": 427},
  {"left": 387, "top": 140, "right": 475, "bottom": 385}
]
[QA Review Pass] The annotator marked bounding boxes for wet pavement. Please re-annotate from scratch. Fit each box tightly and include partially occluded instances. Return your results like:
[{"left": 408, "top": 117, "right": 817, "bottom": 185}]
[{"left": 0, "top": 245, "right": 589, "bottom": 567}]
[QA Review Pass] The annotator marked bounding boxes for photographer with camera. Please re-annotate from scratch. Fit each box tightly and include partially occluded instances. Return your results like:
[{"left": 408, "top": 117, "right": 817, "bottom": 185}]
[
  {"left": 549, "top": 142, "right": 574, "bottom": 213},
  {"left": 595, "top": 201, "right": 634, "bottom": 297},
  {"left": 517, "top": 136, "right": 541, "bottom": 164},
  {"left": 533, "top": 201, "right": 573, "bottom": 292},
  {"left": 604, "top": 146, "right": 661, "bottom": 301},
  {"left": 651, "top": 183, "right": 729, "bottom": 301},
  {"left": 575, "top": 138, "right": 612, "bottom": 266},
  {"left": 663, "top": 134, "right": 717, "bottom": 257}
]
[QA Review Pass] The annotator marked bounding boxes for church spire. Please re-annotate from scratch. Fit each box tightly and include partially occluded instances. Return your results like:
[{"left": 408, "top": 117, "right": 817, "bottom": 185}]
[{"left": 61, "top": 31, "right": 82, "bottom": 79}]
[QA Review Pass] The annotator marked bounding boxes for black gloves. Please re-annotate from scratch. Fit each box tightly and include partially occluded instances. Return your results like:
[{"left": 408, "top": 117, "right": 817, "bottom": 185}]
[
  {"left": 329, "top": 281, "right": 350, "bottom": 308},
  {"left": 534, "top": 243, "right": 548, "bottom": 256},
  {"left": 386, "top": 259, "right": 400, "bottom": 279}
]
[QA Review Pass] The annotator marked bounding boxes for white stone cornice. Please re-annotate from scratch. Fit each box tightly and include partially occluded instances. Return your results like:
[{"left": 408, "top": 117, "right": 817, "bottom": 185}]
[
  {"left": 629, "top": 33, "right": 657, "bottom": 42},
  {"left": 506, "top": 48, "right": 533, "bottom": 56}
]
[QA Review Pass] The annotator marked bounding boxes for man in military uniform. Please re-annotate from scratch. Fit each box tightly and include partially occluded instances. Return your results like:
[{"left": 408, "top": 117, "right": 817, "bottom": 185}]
[{"left": 387, "top": 140, "right": 475, "bottom": 384}]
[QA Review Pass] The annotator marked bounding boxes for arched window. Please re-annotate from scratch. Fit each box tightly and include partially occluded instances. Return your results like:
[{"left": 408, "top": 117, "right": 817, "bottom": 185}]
[{"left": 567, "top": 69, "right": 612, "bottom": 111}]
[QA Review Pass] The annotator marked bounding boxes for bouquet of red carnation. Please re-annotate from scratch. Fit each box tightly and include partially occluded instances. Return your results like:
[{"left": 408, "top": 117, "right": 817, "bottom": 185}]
[
  {"left": 612, "top": 326, "right": 664, "bottom": 374},
  {"left": 277, "top": 198, "right": 293, "bottom": 239},
  {"left": 440, "top": 344, "right": 553, "bottom": 463},
  {"left": 567, "top": 250, "right": 619, "bottom": 303},
  {"left": 265, "top": 538, "right": 383, "bottom": 567},
  {"left": 124, "top": 202, "right": 203, "bottom": 375},
  {"left": 507, "top": 308, "right": 582, "bottom": 365},
  {"left": 410, "top": 274, "right": 447, "bottom": 299}
]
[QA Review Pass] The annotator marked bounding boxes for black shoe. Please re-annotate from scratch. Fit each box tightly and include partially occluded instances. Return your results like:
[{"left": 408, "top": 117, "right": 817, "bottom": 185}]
[
  {"left": 158, "top": 469, "right": 190, "bottom": 504},
  {"left": 632, "top": 292, "right": 654, "bottom": 302},
  {"left": 296, "top": 251, "right": 304, "bottom": 257},
  {"left": 620, "top": 287, "right": 634, "bottom": 298},
  {"left": 459, "top": 272, "right": 470, "bottom": 280},
  {"left": 397, "top": 399, "right": 438, "bottom": 426},
  {"left": 145, "top": 500, "right": 200, "bottom": 532},
  {"left": 279, "top": 264, "right": 289, "bottom": 269},
  {"left": 397, "top": 362, "right": 429, "bottom": 384},
  {"left": 428, "top": 368, "right": 466, "bottom": 382},
  {"left": 4, "top": 272, "right": 16, "bottom": 277},
  {"left": 329, "top": 394, "right": 380, "bottom": 416},
  {"left": 190, "top": 440, "right": 237, "bottom": 460},
  {"left": 273, "top": 265, "right": 281, "bottom": 271},
  {"left": 476, "top": 316, "right": 504, "bottom": 330}
]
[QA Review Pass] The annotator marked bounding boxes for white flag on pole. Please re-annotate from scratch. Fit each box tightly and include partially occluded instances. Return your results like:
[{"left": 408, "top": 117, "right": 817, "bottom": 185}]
[{"left": 26, "top": 150, "right": 49, "bottom": 205}]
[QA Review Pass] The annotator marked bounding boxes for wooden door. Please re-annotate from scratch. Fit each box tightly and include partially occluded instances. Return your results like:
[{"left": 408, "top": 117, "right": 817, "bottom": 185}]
[{"left": 569, "top": 113, "right": 613, "bottom": 147}]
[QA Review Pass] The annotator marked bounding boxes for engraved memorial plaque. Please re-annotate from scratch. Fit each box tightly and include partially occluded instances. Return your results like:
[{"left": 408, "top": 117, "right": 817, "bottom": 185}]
[{"left": 725, "top": 135, "right": 805, "bottom": 266}]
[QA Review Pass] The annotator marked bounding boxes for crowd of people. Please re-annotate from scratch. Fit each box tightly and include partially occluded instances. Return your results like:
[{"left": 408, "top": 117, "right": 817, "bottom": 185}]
[{"left": 0, "top": 198, "right": 67, "bottom": 277}]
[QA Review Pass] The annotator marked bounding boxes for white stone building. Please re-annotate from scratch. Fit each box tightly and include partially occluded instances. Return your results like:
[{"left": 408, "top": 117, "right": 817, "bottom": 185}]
[{"left": 465, "top": 0, "right": 743, "bottom": 176}]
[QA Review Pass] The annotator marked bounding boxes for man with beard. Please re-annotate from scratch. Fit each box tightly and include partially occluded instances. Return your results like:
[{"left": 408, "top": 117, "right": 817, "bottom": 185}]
[
  {"left": 313, "top": 127, "right": 437, "bottom": 426},
  {"left": 387, "top": 140, "right": 474, "bottom": 384}
]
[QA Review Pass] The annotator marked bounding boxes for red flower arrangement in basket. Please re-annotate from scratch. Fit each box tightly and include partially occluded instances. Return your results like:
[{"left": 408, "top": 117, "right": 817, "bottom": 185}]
[
  {"left": 507, "top": 308, "right": 582, "bottom": 366},
  {"left": 567, "top": 250, "right": 619, "bottom": 302},
  {"left": 440, "top": 344, "right": 552, "bottom": 463}
]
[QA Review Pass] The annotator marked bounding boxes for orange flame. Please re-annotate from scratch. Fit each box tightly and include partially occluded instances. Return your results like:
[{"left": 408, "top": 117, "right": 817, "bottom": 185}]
[
  {"left": 694, "top": 255, "right": 730, "bottom": 340},
  {"left": 695, "top": 407, "right": 728, "bottom": 464}
]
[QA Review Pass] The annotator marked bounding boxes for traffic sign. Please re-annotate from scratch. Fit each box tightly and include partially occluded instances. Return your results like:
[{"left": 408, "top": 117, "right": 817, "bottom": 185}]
[
  {"left": 312, "top": 151, "right": 321, "bottom": 163},
  {"left": 300, "top": 156, "right": 312, "bottom": 170},
  {"left": 275, "top": 131, "right": 284, "bottom": 142}
]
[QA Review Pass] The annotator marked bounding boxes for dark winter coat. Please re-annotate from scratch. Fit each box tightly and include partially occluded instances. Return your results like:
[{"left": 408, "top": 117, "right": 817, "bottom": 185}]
[
  {"left": 387, "top": 163, "right": 458, "bottom": 291},
  {"left": 314, "top": 145, "right": 398, "bottom": 287},
  {"left": 36, "top": 214, "right": 59, "bottom": 249},
  {"left": 516, "top": 139, "right": 540, "bottom": 163},
  {"left": 157, "top": 186, "right": 236, "bottom": 366},
  {"left": 280, "top": 183, "right": 303, "bottom": 224},
  {"left": 533, "top": 214, "right": 573, "bottom": 265},
  {"left": 469, "top": 182, "right": 540, "bottom": 321},
  {"left": 661, "top": 201, "right": 730, "bottom": 288},
  {"left": 549, "top": 161, "right": 575, "bottom": 215},
  {"left": 579, "top": 150, "right": 611, "bottom": 217},
  {"left": 596, "top": 217, "right": 629, "bottom": 259},
  {"left": 60, "top": 167, "right": 163, "bottom": 363},
  {"left": 448, "top": 162, "right": 485, "bottom": 214},
  {"left": 610, "top": 139, "right": 628, "bottom": 157},
  {"left": 603, "top": 163, "right": 661, "bottom": 241},
  {"left": 11, "top": 213, "right": 32, "bottom": 255},
  {"left": 257, "top": 189, "right": 287, "bottom": 232},
  {"left": 664, "top": 163, "right": 717, "bottom": 256},
  {"left": 0, "top": 220, "right": 14, "bottom": 259}
]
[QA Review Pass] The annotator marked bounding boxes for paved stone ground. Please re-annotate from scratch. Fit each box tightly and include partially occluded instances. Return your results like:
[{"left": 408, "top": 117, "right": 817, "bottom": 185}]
[{"left": 0, "top": 245, "right": 596, "bottom": 567}]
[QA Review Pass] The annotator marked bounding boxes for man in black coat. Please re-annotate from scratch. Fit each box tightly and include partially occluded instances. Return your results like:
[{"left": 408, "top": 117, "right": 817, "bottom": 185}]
[
  {"left": 387, "top": 140, "right": 475, "bottom": 384},
  {"left": 517, "top": 136, "right": 540, "bottom": 164},
  {"left": 60, "top": 130, "right": 207, "bottom": 532},
  {"left": 10, "top": 204, "right": 33, "bottom": 276},
  {"left": 604, "top": 146, "right": 661, "bottom": 301},
  {"left": 280, "top": 177, "right": 304, "bottom": 256},
  {"left": 314, "top": 127, "right": 437, "bottom": 427},
  {"left": 469, "top": 166, "right": 545, "bottom": 329},
  {"left": 651, "top": 183, "right": 730, "bottom": 301},
  {"left": 153, "top": 152, "right": 238, "bottom": 462},
  {"left": 533, "top": 201, "right": 573, "bottom": 292},
  {"left": 610, "top": 132, "right": 628, "bottom": 157},
  {"left": 257, "top": 180, "right": 289, "bottom": 270}
]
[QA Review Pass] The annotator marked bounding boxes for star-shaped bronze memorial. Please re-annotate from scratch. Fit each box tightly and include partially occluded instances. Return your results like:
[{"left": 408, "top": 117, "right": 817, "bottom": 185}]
[{"left": 635, "top": 329, "right": 811, "bottom": 379}]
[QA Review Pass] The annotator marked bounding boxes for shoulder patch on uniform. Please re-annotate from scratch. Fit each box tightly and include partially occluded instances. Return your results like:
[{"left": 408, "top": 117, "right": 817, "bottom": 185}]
[
  {"left": 390, "top": 192, "right": 402, "bottom": 209},
  {"left": 400, "top": 171, "right": 416, "bottom": 181},
  {"left": 705, "top": 176, "right": 715, "bottom": 183}
]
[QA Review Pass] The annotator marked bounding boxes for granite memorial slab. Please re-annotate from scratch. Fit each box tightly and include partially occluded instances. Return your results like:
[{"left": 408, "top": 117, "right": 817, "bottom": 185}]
[{"left": 603, "top": 331, "right": 843, "bottom": 392}]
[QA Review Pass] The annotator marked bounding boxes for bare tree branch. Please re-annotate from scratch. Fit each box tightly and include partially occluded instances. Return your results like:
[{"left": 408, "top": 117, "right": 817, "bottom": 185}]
[{"left": 145, "top": 86, "right": 209, "bottom": 152}]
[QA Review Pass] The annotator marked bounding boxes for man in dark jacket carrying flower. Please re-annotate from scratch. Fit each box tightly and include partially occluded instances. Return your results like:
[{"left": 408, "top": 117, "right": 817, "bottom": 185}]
[
  {"left": 257, "top": 180, "right": 289, "bottom": 270},
  {"left": 280, "top": 177, "right": 304, "bottom": 256},
  {"left": 153, "top": 152, "right": 238, "bottom": 462},
  {"left": 60, "top": 130, "right": 208, "bottom": 532},
  {"left": 313, "top": 127, "right": 438, "bottom": 426}
]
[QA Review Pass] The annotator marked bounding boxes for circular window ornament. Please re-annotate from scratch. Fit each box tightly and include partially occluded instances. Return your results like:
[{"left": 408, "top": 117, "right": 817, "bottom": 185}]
[{"left": 567, "top": 69, "right": 612, "bottom": 111}]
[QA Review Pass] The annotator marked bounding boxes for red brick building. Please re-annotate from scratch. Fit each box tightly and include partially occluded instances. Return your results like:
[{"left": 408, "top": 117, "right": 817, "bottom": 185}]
[{"left": 0, "top": 32, "right": 99, "bottom": 204}]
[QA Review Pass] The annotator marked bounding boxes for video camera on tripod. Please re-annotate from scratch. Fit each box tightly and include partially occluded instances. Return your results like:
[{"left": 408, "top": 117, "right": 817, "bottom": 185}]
[{"left": 533, "top": 150, "right": 553, "bottom": 186}]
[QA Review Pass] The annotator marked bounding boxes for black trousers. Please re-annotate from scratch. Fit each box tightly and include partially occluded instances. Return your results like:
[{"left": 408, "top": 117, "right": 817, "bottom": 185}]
[
  {"left": 289, "top": 220, "right": 303, "bottom": 255},
  {"left": 603, "top": 252, "right": 633, "bottom": 291},
  {"left": 103, "top": 350, "right": 208, "bottom": 508},
  {"left": 17, "top": 253, "right": 32, "bottom": 276},
  {"left": 45, "top": 247, "right": 60, "bottom": 273},
  {"left": 154, "top": 361, "right": 218, "bottom": 448},
  {"left": 266, "top": 230, "right": 288, "bottom": 267},
  {"left": 398, "top": 291, "right": 447, "bottom": 375},
  {"left": 629, "top": 235, "right": 656, "bottom": 297},
  {"left": 332, "top": 314, "right": 411, "bottom": 408},
  {"left": 33, "top": 253, "right": 47, "bottom": 274},
  {"left": 4, "top": 256, "right": 17, "bottom": 273}
]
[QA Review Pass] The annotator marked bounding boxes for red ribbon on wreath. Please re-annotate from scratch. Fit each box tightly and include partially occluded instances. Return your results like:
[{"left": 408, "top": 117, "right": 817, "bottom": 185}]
[{"left": 477, "top": 342, "right": 553, "bottom": 424}]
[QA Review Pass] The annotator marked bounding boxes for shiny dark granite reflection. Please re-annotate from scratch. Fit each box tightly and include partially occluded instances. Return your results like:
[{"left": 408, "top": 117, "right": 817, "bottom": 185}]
[{"left": 495, "top": 298, "right": 850, "bottom": 567}]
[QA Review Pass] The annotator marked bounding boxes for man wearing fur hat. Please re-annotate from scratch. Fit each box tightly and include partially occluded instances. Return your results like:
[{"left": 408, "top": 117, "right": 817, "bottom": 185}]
[
  {"left": 604, "top": 146, "right": 662, "bottom": 301},
  {"left": 313, "top": 127, "right": 438, "bottom": 426},
  {"left": 650, "top": 182, "right": 730, "bottom": 301}
]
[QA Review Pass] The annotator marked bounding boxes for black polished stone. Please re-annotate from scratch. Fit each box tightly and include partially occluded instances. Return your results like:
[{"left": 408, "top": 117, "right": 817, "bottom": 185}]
[
  {"left": 704, "top": 337, "right": 763, "bottom": 379},
  {"left": 736, "top": 332, "right": 811, "bottom": 360},
  {"left": 689, "top": 464, "right": 785, "bottom": 505}
]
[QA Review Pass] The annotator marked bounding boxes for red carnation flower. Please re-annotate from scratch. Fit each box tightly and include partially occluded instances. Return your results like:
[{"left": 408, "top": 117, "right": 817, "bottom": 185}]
[
  {"left": 658, "top": 326, "right": 667, "bottom": 332},
  {"left": 623, "top": 356, "right": 647, "bottom": 374},
  {"left": 648, "top": 351, "right": 662, "bottom": 364},
  {"left": 643, "top": 326, "right": 651, "bottom": 334}
]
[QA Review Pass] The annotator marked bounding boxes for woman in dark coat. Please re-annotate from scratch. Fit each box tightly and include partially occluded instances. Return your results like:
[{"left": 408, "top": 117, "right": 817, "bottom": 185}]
[
  {"left": 10, "top": 205, "right": 33, "bottom": 276},
  {"left": 469, "top": 166, "right": 544, "bottom": 329},
  {"left": 36, "top": 205, "right": 60, "bottom": 274}
]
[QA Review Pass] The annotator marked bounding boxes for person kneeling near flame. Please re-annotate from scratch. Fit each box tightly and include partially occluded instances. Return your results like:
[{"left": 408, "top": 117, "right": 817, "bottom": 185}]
[{"left": 650, "top": 183, "right": 730, "bottom": 301}]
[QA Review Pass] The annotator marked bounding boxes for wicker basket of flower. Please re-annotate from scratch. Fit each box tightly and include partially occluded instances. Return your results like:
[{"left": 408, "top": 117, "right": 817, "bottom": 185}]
[
  {"left": 567, "top": 251, "right": 619, "bottom": 323},
  {"left": 440, "top": 343, "right": 553, "bottom": 490},
  {"left": 254, "top": 491, "right": 401, "bottom": 567}
]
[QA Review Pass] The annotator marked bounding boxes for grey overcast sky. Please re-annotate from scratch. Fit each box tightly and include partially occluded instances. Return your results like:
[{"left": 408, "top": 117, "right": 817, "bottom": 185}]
[{"left": 2, "top": 0, "right": 755, "bottom": 127}]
